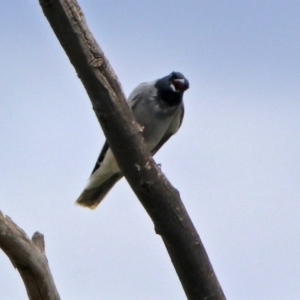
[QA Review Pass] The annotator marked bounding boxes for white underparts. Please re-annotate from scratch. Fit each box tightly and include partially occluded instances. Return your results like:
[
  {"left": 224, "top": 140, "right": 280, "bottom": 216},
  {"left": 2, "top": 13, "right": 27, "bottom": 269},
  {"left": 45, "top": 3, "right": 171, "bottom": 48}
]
[{"left": 85, "top": 149, "right": 120, "bottom": 190}]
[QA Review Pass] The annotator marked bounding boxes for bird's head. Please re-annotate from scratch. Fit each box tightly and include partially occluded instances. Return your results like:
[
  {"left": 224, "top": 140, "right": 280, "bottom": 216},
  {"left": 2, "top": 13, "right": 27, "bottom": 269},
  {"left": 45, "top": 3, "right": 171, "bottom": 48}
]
[{"left": 154, "top": 71, "right": 189, "bottom": 106}]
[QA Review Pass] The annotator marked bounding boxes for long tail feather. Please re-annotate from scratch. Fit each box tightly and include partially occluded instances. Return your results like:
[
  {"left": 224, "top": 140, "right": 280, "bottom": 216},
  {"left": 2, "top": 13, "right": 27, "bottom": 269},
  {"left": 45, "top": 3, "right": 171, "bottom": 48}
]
[{"left": 76, "top": 173, "right": 122, "bottom": 209}]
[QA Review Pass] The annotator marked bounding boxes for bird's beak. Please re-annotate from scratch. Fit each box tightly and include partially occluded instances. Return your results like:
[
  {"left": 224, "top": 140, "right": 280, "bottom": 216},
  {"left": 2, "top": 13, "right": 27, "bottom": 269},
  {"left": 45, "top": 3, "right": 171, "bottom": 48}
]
[{"left": 171, "top": 79, "right": 186, "bottom": 92}]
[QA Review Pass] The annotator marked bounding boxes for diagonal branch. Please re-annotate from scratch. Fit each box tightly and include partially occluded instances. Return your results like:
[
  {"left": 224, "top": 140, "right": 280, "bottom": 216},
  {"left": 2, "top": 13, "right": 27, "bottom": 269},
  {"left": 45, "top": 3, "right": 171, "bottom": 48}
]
[
  {"left": 39, "top": 0, "right": 226, "bottom": 299},
  {"left": 0, "top": 211, "right": 60, "bottom": 300}
]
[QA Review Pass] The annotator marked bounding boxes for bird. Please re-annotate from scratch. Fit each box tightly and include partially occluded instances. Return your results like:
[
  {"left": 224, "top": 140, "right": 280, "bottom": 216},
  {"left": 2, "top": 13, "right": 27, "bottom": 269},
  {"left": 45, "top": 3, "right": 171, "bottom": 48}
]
[{"left": 76, "top": 71, "right": 189, "bottom": 209}]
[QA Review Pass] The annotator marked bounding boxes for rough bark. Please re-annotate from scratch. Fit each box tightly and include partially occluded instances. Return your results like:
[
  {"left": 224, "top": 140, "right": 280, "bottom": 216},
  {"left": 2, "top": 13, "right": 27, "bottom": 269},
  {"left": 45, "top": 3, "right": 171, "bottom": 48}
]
[
  {"left": 38, "top": 0, "right": 226, "bottom": 299},
  {"left": 0, "top": 211, "right": 60, "bottom": 300}
]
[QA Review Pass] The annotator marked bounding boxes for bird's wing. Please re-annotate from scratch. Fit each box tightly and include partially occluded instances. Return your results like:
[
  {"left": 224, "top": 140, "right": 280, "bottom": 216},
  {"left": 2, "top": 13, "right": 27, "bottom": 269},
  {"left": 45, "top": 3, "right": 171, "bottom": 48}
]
[
  {"left": 91, "top": 82, "right": 149, "bottom": 175},
  {"left": 91, "top": 140, "right": 109, "bottom": 175},
  {"left": 127, "top": 82, "right": 154, "bottom": 109},
  {"left": 151, "top": 104, "right": 184, "bottom": 155},
  {"left": 90, "top": 82, "right": 152, "bottom": 175}
]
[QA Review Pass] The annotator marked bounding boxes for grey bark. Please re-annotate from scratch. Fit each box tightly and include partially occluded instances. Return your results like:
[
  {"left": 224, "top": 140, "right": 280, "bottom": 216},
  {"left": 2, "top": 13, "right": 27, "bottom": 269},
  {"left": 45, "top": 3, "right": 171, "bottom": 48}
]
[
  {"left": 33, "top": 0, "right": 224, "bottom": 299},
  {"left": 0, "top": 0, "right": 225, "bottom": 299},
  {"left": 0, "top": 211, "right": 60, "bottom": 300}
]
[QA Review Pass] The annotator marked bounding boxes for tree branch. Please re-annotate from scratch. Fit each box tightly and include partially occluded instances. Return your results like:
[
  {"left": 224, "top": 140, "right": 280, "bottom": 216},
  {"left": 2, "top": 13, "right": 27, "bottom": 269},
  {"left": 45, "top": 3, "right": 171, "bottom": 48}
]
[
  {"left": 39, "top": 0, "right": 226, "bottom": 299},
  {"left": 0, "top": 211, "right": 60, "bottom": 300}
]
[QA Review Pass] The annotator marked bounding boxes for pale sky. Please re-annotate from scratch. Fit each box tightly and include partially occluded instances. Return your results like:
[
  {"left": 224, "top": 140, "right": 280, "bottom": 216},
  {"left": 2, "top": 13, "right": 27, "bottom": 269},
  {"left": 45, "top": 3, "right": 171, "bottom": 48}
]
[{"left": 0, "top": 1, "right": 300, "bottom": 299}]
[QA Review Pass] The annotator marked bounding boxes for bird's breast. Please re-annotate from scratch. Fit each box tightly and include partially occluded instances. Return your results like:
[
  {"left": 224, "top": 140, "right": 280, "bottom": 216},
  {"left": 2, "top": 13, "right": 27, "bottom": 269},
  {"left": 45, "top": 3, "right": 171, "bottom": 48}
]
[{"left": 133, "top": 100, "right": 179, "bottom": 152}]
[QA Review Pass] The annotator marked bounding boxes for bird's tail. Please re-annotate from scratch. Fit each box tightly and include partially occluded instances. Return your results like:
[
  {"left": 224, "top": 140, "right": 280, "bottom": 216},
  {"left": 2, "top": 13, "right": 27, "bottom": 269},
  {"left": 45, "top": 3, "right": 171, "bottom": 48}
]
[{"left": 76, "top": 173, "right": 123, "bottom": 209}]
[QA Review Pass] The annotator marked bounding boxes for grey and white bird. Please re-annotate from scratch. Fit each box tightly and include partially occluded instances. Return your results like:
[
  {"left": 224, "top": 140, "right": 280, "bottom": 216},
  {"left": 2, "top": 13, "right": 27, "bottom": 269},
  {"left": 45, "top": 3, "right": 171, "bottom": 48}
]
[{"left": 76, "top": 71, "right": 189, "bottom": 209}]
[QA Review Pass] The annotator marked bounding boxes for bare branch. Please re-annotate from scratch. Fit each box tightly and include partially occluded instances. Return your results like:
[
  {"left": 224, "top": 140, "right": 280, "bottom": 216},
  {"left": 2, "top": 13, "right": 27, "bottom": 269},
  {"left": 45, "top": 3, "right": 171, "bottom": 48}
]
[
  {"left": 39, "top": 0, "right": 226, "bottom": 299},
  {"left": 32, "top": 232, "right": 46, "bottom": 253},
  {"left": 0, "top": 211, "right": 60, "bottom": 300}
]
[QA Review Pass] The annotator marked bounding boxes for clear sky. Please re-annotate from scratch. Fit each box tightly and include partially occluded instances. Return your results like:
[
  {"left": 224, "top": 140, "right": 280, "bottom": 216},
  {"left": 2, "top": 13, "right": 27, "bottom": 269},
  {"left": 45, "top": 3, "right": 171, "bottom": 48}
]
[{"left": 0, "top": 1, "right": 300, "bottom": 299}]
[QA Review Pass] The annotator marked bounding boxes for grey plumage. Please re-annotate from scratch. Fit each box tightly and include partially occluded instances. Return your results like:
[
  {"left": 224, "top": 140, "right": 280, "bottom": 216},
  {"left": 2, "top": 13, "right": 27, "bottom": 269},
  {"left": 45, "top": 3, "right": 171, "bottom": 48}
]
[{"left": 76, "top": 71, "right": 189, "bottom": 209}]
